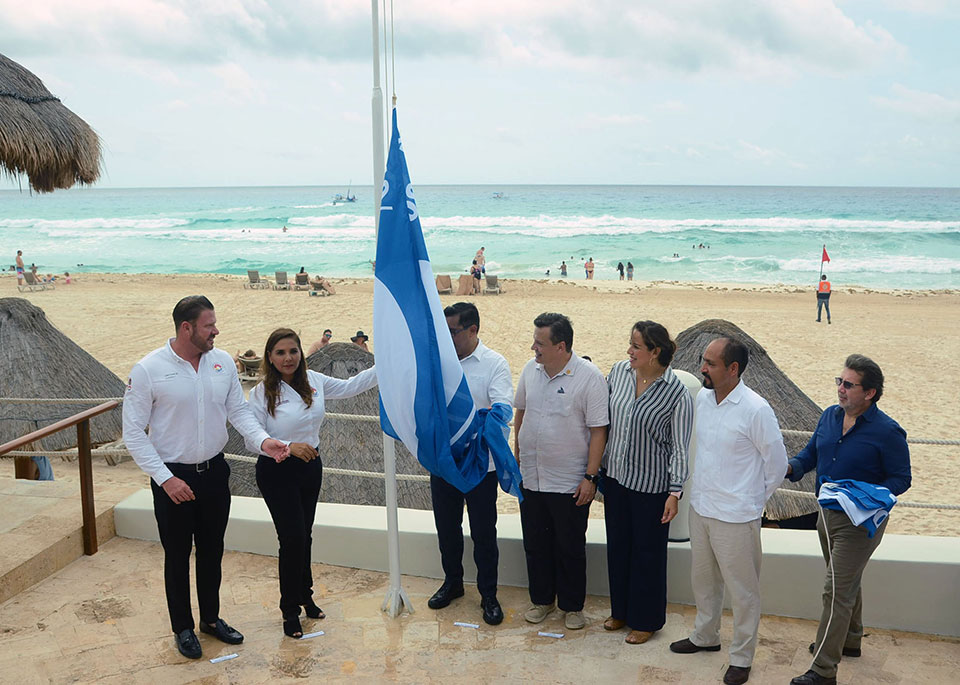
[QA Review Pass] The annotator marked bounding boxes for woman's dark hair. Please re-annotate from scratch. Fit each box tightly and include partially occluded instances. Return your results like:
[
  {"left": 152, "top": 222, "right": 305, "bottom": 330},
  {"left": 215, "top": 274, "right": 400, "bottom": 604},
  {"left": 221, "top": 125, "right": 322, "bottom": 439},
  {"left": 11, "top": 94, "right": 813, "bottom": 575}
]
[
  {"left": 632, "top": 320, "right": 676, "bottom": 367},
  {"left": 533, "top": 312, "right": 574, "bottom": 350},
  {"left": 262, "top": 328, "right": 313, "bottom": 417},
  {"left": 173, "top": 295, "right": 214, "bottom": 330},
  {"left": 844, "top": 353, "right": 884, "bottom": 402}
]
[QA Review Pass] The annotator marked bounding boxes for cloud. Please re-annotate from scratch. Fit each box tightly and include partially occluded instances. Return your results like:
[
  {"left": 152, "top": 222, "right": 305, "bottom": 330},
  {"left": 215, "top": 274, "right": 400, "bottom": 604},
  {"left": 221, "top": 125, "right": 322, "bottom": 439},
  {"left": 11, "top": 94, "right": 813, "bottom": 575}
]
[
  {"left": 582, "top": 113, "right": 649, "bottom": 128},
  {"left": 736, "top": 140, "right": 806, "bottom": 168},
  {"left": 872, "top": 84, "right": 960, "bottom": 123},
  {"left": 0, "top": 0, "right": 904, "bottom": 77}
]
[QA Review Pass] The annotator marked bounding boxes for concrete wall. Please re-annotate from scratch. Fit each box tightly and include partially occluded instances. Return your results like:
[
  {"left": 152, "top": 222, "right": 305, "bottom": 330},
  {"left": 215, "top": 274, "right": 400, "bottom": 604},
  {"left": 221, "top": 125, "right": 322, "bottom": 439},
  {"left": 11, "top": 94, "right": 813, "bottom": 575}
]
[{"left": 115, "top": 490, "right": 960, "bottom": 637}]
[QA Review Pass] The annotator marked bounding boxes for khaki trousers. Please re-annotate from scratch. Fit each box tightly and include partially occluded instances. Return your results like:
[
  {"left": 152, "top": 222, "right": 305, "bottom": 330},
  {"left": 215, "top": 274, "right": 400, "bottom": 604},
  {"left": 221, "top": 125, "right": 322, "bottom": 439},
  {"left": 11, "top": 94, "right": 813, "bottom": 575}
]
[
  {"left": 688, "top": 506, "right": 762, "bottom": 668},
  {"left": 811, "top": 508, "right": 887, "bottom": 678}
]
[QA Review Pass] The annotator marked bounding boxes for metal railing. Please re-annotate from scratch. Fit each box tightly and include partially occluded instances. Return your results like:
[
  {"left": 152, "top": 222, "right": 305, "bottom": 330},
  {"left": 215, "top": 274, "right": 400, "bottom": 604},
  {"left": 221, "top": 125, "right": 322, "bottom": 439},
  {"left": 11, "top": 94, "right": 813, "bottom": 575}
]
[{"left": 0, "top": 400, "right": 119, "bottom": 556}]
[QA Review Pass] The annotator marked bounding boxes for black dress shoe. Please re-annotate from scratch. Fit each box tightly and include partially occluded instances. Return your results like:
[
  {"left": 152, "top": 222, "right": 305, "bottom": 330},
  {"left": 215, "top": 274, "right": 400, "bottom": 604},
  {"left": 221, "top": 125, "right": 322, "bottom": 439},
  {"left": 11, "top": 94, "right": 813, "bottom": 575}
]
[
  {"left": 427, "top": 581, "right": 464, "bottom": 610},
  {"left": 790, "top": 669, "right": 837, "bottom": 685},
  {"left": 723, "top": 665, "right": 751, "bottom": 685},
  {"left": 481, "top": 596, "right": 504, "bottom": 626},
  {"left": 199, "top": 618, "right": 244, "bottom": 644},
  {"left": 175, "top": 629, "right": 202, "bottom": 659},
  {"left": 669, "top": 637, "right": 722, "bottom": 654},
  {"left": 808, "top": 641, "right": 860, "bottom": 657}
]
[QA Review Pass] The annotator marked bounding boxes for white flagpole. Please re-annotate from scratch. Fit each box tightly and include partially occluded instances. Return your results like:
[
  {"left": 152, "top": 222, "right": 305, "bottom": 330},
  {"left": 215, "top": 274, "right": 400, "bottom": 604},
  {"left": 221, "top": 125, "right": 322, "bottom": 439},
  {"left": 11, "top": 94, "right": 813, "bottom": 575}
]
[{"left": 372, "top": 0, "right": 412, "bottom": 619}]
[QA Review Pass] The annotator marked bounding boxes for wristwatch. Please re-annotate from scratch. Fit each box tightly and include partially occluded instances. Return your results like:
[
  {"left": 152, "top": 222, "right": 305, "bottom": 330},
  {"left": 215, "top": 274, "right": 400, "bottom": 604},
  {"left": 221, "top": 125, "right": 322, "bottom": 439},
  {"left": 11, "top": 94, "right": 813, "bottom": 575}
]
[
  {"left": 583, "top": 473, "right": 600, "bottom": 484},
  {"left": 668, "top": 491, "right": 683, "bottom": 500}
]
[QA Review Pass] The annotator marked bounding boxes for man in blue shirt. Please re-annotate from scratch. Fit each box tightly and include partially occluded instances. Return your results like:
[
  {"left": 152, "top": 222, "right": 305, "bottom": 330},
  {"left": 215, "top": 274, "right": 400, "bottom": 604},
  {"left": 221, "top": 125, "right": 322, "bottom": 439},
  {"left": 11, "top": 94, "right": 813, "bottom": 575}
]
[{"left": 785, "top": 354, "right": 910, "bottom": 685}]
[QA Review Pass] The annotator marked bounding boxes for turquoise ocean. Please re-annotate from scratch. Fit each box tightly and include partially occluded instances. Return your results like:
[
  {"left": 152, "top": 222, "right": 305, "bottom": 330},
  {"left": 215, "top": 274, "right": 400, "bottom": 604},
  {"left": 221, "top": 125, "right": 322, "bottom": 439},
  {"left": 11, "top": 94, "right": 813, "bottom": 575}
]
[{"left": 2, "top": 185, "right": 958, "bottom": 290}]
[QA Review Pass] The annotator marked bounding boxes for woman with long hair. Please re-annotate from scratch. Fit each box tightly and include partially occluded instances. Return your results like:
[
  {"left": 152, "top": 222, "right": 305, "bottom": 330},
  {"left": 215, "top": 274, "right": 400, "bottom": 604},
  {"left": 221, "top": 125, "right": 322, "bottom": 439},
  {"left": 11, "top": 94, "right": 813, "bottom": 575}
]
[
  {"left": 245, "top": 328, "right": 377, "bottom": 638},
  {"left": 602, "top": 320, "right": 692, "bottom": 644}
]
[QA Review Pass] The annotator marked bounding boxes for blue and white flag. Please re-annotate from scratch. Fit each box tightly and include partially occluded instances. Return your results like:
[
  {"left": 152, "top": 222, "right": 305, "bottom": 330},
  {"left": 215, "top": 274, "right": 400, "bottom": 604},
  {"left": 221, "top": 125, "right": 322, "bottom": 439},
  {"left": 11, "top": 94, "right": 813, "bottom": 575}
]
[{"left": 373, "top": 109, "right": 487, "bottom": 494}]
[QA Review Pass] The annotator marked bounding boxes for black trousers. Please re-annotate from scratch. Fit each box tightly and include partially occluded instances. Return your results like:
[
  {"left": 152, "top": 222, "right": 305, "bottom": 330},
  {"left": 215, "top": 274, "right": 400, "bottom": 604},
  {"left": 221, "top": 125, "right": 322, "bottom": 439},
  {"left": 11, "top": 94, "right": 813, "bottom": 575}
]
[
  {"left": 151, "top": 454, "right": 231, "bottom": 634},
  {"left": 430, "top": 471, "right": 499, "bottom": 598},
  {"left": 256, "top": 454, "right": 323, "bottom": 619},
  {"left": 519, "top": 487, "right": 591, "bottom": 612},
  {"left": 603, "top": 477, "right": 670, "bottom": 631}
]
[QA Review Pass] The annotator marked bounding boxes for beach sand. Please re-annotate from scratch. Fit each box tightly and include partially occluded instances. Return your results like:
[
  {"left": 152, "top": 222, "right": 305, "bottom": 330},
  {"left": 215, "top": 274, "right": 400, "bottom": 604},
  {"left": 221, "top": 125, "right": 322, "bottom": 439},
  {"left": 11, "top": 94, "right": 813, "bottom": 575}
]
[{"left": 5, "top": 274, "right": 959, "bottom": 536}]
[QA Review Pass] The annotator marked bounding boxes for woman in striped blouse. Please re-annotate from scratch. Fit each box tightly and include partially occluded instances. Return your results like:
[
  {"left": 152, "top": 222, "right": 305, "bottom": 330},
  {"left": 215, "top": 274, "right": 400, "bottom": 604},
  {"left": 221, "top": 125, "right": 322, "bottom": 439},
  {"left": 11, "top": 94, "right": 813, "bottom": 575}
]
[{"left": 602, "top": 320, "right": 693, "bottom": 644}]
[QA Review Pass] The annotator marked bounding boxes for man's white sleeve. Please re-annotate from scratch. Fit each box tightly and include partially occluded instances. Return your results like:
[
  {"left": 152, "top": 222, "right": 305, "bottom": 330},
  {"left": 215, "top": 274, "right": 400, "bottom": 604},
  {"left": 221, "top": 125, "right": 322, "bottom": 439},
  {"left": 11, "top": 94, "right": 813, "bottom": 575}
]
[
  {"left": 754, "top": 404, "right": 788, "bottom": 502},
  {"left": 121, "top": 364, "right": 173, "bottom": 486}
]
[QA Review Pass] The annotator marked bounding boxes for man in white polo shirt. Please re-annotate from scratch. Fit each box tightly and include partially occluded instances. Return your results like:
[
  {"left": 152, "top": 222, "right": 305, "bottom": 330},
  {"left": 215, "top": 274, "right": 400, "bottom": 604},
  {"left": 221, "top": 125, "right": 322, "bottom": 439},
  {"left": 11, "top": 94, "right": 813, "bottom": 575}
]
[
  {"left": 669, "top": 337, "right": 787, "bottom": 685},
  {"left": 426, "top": 302, "right": 513, "bottom": 626},
  {"left": 122, "top": 296, "right": 289, "bottom": 660},
  {"left": 514, "top": 312, "right": 608, "bottom": 631}
]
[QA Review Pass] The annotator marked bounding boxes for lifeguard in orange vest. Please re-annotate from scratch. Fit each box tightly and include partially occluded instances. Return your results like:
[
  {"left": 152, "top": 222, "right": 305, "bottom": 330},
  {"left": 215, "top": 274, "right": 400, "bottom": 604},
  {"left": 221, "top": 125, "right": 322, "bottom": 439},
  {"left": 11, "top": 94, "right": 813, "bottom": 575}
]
[{"left": 816, "top": 274, "right": 831, "bottom": 324}]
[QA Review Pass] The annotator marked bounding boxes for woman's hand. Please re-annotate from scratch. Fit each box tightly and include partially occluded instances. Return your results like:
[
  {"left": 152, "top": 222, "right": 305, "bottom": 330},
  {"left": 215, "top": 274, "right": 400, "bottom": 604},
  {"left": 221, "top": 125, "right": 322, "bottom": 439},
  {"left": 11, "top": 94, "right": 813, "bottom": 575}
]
[
  {"left": 661, "top": 494, "right": 679, "bottom": 524},
  {"left": 289, "top": 442, "right": 318, "bottom": 463}
]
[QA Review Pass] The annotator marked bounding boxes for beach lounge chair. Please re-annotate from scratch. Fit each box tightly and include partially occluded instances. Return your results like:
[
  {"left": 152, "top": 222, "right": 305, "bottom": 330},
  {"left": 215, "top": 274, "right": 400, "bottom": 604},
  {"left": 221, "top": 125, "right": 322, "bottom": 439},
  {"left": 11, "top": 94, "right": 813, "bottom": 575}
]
[
  {"left": 436, "top": 274, "right": 453, "bottom": 294},
  {"left": 309, "top": 276, "right": 336, "bottom": 297},
  {"left": 484, "top": 274, "right": 502, "bottom": 295},
  {"left": 244, "top": 270, "right": 270, "bottom": 289},
  {"left": 18, "top": 272, "right": 46, "bottom": 293},
  {"left": 239, "top": 356, "right": 262, "bottom": 381},
  {"left": 456, "top": 274, "right": 473, "bottom": 296},
  {"left": 273, "top": 271, "right": 290, "bottom": 290},
  {"left": 294, "top": 273, "right": 311, "bottom": 291}
]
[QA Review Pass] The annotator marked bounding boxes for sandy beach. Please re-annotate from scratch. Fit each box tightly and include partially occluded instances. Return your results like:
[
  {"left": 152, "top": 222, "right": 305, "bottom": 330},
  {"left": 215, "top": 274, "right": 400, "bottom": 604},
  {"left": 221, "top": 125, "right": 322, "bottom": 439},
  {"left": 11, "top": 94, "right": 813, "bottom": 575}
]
[{"left": 5, "top": 273, "right": 959, "bottom": 536}]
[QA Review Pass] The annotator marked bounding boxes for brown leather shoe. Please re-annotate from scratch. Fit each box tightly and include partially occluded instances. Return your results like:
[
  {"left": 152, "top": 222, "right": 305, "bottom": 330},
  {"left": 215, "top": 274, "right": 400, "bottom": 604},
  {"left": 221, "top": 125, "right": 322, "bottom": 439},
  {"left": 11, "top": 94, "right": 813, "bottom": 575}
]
[
  {"left": 723, "top": 665, "right": 751, "bottom": 685},
  {"left": 669, "top": 637, "right": 722, "bottom": 654},
  {"left": 603, "top": 617, "right": 626, "bottom": 631},
  {"left": 625, "top": 630, "right": 655, "bottom": 644}
]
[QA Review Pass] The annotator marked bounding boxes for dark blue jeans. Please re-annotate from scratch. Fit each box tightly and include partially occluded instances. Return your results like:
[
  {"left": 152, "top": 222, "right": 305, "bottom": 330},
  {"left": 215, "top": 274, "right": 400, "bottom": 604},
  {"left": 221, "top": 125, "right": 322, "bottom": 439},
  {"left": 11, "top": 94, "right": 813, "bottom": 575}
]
[{"left": 817, "top": 297, "right": 831, "bottom": 321}]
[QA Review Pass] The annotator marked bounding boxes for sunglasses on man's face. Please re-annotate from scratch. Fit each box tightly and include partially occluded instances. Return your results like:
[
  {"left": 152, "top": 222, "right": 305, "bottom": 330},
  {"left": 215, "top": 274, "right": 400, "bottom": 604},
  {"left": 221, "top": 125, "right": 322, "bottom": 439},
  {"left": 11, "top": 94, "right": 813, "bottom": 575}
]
[{"left": 835, "top": 377, "right": 862, "bottom": 390}]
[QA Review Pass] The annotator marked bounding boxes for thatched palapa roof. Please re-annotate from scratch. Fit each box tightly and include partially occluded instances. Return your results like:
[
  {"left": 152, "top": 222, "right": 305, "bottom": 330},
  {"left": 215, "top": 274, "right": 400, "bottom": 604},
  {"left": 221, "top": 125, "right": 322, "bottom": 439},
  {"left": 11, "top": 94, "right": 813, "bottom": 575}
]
[
  {"left": 672, "top": 319, "right": 821, "bottom": 520},
  {"left": 0, "top": 53, "right": 101, "bottom": 193},
  {"left": 226, "top": 342, "right": 432, "bottom": 510},
  {"left": 0, "top": 298, "right": 124, "bottom": 450}
]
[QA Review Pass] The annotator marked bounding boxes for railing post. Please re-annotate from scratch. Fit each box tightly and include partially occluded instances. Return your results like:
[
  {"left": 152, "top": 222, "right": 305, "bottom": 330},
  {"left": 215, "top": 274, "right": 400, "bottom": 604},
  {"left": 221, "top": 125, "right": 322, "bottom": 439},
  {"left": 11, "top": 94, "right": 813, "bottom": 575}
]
[{"left": 77, "top": 418, "right": 97, "bottom": 555}]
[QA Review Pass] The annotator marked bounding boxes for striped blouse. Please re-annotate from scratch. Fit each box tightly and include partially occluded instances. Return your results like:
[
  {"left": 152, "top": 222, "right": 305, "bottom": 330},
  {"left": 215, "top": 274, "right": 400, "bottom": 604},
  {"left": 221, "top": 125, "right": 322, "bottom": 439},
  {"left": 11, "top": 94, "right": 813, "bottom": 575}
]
[{"left": 603, "top": 361, "right": 693, "bottom": 494}]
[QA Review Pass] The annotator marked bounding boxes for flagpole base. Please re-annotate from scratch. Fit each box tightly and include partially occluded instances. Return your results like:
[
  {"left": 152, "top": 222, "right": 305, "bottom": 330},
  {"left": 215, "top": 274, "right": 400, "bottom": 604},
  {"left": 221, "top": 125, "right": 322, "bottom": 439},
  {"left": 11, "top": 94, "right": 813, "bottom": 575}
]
[{"left": 381, "top": 586, "right": 414, "bottom": 618}]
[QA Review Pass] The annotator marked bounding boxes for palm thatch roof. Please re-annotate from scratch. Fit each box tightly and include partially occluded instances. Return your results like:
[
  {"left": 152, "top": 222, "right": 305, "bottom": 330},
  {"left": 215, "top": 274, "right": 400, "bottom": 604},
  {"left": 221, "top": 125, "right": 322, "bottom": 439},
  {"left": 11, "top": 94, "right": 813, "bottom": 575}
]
[
  {"left": 226, "top": 342, "right": 432, "bottom": 510},
  {"left": 0, "top": 53, "right": 101, "bottom": 193},
  {"left": 672, "top": 319, "right": 821, "bottom": 520},
  {"left": 0, "top": 298, "right": 123, "bottom": 450}
]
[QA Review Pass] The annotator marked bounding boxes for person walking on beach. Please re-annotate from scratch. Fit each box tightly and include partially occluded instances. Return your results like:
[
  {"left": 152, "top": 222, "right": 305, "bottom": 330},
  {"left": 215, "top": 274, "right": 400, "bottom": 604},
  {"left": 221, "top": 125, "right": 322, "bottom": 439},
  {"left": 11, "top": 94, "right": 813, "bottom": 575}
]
[
  {"left": 15, "top": 250, "right": 24, "bottom": 286},
  {"left": 816, "top": 275, "right": 832, "bottom": 324},
  {"left": 785, "top": 355, "right": 910, "bottom": 685},
  {"left": 427, "top": 302, "right": 513, "bottom": 626},
  {"left": 514, "top": 312, "right": 608, "bottom": 631},
  {"left": 122, "top": 296, "right": 289, "bottom": 660},
  {"left": 617, "top": 262, "right": 625, "bottom": 281},
  {"left": 475, "top": 247, "right": 486, "bottom": 272},
  {"left": 626, "top": 262, "right": 634, "bottom": 281},
  {"left": 669, "top": 337, "right": 787, "bottom": 685},
  {"left": 560, "top": 261, "right": 568, "bottom": 278},
  {"left": 585, "top": 258, "right": 595, "bottom": 280},
  {"left": 246, "top": 328, "right": 378, "bottom": 639},
  {"left": 470, "top": 259, "right": 482, "bottom": 294}
]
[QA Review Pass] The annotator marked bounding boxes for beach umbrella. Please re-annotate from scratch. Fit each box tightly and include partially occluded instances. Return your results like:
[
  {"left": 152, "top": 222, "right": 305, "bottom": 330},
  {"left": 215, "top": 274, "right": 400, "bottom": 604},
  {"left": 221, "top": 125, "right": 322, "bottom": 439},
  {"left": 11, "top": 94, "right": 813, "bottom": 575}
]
[
  {"left": 672, "top": 319, "right": 821, "bottom": 521},
  {"left": 225, "top": 342, "right": 432, "bottom": 510},
  {"left": 0, "top": 52, "right": 101, "bottom": 193},
  {"left": 0, "top": 298, "right": 124, "bottom": 450}
]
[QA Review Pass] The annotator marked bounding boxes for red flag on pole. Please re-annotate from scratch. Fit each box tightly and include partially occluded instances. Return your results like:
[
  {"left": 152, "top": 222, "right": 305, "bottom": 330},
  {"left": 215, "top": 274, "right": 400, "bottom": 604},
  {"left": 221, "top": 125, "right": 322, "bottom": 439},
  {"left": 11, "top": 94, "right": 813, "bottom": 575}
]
[{"left": 822, "top": 246, "right": 830, "bottom": 263}]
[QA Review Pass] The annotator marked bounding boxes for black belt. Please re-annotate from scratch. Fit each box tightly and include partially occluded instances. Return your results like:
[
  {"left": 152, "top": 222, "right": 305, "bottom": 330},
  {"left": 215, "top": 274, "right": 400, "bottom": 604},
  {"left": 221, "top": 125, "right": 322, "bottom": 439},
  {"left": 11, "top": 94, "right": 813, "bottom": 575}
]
[{"left": 166, "top": 452, "right": 224, "bottom": 474}]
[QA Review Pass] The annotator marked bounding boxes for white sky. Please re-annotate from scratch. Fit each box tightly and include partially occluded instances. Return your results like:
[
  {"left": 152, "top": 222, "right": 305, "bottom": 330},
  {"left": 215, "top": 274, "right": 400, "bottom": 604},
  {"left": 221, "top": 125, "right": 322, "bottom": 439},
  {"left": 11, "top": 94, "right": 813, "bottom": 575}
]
[{"left": 1, "top": 0, "right": 958, "bottom": 188}]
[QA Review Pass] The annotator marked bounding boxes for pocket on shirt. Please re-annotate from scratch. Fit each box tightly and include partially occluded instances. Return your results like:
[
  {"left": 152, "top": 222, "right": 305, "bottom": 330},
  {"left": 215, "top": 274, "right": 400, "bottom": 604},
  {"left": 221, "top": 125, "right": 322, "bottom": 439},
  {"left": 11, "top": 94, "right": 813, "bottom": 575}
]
[
  {"left": 546, "top": 394, "right": 573, "bottom": 417},
  {"left": 210, "top": 378, "right": 231, "bottom": 404}
]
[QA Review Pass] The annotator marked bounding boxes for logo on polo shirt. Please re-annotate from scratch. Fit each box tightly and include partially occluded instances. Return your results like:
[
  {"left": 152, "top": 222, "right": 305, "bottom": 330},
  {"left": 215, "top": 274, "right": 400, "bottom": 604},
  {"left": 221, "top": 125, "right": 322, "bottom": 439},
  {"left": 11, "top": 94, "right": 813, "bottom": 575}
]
[
  {"left": 213, "top": 363, "right": 223, "bottom": 373},
  {"left": 557, "top": 387, "right": 565, "bottom": 394},
  {"left": 311, "top": 386, "right": 319, "bottom": 396}
]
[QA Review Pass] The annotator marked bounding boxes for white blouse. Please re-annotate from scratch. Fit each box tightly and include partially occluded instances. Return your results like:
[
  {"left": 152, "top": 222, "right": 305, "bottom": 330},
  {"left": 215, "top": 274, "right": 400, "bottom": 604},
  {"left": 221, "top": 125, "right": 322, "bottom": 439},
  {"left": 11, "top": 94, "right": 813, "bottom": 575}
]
[{"left": 244, "top": 368, "right": 378, "bottom": 452}]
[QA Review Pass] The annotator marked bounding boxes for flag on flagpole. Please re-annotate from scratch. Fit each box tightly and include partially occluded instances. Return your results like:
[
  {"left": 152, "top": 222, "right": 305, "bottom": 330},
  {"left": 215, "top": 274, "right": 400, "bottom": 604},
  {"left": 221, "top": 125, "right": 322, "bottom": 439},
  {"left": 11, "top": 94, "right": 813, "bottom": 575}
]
[
  {"left": 373, "top": 109, "right": 522, "bottom": 497},
  {"left": 822, "top": 246, "right": 830, "bottom": 263}
]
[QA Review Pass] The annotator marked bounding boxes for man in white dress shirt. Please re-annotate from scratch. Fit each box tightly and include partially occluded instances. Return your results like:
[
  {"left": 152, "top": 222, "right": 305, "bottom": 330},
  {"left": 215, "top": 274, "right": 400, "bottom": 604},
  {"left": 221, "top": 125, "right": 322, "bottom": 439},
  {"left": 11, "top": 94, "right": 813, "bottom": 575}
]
[
  {"left": 122, "top": 296, "right": 289, "bottom": 660},
  {"left": 669, "top": 337, "right": 787, "bottom": 685},
  {"left": 427, "top": 302, "right": 513, "bottom": 625},
  {"left": 514, "top": 312, "right": 608, "bottom": 631}
]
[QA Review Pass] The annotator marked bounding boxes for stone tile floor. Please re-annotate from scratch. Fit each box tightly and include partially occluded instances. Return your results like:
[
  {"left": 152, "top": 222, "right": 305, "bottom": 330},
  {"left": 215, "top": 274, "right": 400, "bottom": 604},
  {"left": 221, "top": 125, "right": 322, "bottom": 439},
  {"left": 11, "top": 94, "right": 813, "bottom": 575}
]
[{"left": 1, "top": 536, "right": 957, "bottom": 684}]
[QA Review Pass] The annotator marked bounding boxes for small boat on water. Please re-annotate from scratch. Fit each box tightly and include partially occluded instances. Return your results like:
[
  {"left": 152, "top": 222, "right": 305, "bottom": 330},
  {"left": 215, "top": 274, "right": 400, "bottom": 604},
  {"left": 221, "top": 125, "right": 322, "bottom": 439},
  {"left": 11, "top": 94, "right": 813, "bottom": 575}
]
[{"left": 333, "top": 182, "right": 357, "bottom": 204}]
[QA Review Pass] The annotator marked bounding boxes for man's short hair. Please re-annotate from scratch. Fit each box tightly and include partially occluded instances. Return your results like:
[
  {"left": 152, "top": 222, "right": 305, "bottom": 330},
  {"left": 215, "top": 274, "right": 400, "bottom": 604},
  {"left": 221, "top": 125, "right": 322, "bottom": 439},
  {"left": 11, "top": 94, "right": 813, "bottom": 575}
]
[
  {"left": 173, "top": 295, "right": 214, "bottom": 330},
  {"left": 323, "top": 329, "right": 332, "bottom": 335},
  {"left": 444, "top": 302, "right": 480, "bottom": 331},
  {"left": 534, "top": 312, "right": 574, "bottom": 350},
  {"left": 716, "top": 336, "right": 749, "bottom": 376},
  {"left": 821, "top": 274, "right": 828, "bottom": 280},
  {"left": 844, "top": 354, "right": 884, "bottom": 402}
]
